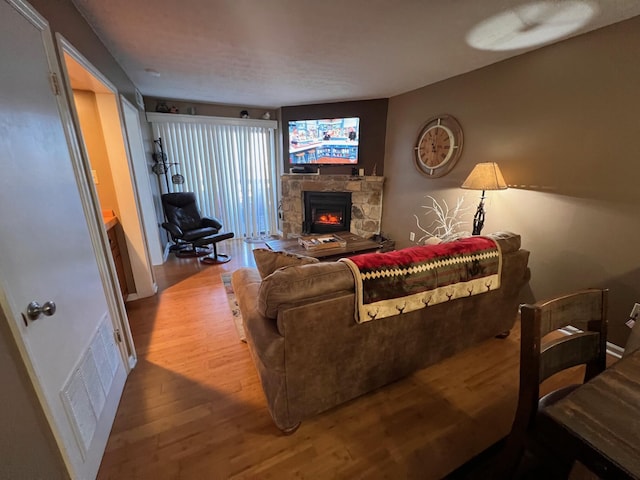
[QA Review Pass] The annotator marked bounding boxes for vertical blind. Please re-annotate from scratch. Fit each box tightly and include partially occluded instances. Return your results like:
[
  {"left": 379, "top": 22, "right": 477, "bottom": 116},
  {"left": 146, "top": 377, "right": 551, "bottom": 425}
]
[{"left": 150, "top": 115, "right": 279, "bottom": 239}]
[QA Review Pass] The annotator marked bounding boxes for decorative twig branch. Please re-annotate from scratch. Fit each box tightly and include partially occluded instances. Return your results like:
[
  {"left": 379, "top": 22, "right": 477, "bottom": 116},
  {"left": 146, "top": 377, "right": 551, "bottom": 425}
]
[{"left": 413, "top": 195, "right": 472, "bottom": 243}]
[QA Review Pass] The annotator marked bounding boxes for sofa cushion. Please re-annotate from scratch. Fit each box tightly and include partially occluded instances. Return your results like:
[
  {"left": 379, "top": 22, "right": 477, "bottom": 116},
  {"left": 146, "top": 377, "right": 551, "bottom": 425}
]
[
  {"left": 258, "top": 262, "right": 355, "bottom": 320},
  {"left": 253, "top": 248, "right": 319, "bottom": 279}
]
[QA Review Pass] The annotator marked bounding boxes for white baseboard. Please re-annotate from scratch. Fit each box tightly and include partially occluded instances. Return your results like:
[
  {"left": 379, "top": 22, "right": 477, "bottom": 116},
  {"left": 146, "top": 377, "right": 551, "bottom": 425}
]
[
  {"left": 606, "top": 342, "right": 624, "bottom": 359},
  {"left": 560, "top": 326, "right": 623, "bottom": 358},
  {"left": 163, "top": 242, "right": 172, "bottom": 261}
]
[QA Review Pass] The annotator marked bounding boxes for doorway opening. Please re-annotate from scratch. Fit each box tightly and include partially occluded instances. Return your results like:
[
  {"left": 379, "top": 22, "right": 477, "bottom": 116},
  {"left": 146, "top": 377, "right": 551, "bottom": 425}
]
[
  {"left": 60, "top": 47, "right": 156, "bottom": 302},
  {"left": 57, "top": 37, "right": 159, "bottom": 367}
]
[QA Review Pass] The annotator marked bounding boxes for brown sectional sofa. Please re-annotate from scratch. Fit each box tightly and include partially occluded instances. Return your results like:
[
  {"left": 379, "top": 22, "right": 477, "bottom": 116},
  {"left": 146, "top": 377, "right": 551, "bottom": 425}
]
[{"left": 232, "top": 232, "right": 530, "bottom": 432}]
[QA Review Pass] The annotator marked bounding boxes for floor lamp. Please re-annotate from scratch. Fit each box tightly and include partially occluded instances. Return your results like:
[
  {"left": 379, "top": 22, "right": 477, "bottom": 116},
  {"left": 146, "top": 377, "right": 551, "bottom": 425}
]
[{"left": 460, "top": 162, "right": 508, "bottom": 235}]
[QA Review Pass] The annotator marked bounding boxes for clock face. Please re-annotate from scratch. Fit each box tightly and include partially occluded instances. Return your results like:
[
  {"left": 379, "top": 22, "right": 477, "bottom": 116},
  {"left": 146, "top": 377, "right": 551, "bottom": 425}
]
[
  {"left": 414, "top": 115, "right": 463, "bottom": 178},
  {"left": 418, "top": 124, "right": 454, "bottom": 169}
]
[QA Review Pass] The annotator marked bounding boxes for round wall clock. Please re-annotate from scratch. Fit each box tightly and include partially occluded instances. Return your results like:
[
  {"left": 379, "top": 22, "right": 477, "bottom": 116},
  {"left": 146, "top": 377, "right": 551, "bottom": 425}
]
[{"left": 414, "top": 114, "right": 464, "bottom": 178}]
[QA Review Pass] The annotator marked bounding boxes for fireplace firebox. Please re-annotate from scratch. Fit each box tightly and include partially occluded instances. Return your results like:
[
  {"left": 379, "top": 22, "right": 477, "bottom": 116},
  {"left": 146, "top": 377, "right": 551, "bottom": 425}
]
[{"left": 303, "top": 191, "right": 352, "bottom": 234}]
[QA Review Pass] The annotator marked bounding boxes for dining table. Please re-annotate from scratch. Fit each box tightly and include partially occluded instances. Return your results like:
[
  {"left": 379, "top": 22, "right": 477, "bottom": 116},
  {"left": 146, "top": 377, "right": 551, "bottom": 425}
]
[{"left": 537, "top": 348, "right": 640, "bottom": 479}]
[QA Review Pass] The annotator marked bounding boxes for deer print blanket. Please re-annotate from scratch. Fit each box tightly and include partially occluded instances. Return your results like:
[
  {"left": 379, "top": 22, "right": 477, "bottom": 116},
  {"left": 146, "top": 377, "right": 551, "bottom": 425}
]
[{"left": 339, "top": 237, "right": 502, "bottom": 324}]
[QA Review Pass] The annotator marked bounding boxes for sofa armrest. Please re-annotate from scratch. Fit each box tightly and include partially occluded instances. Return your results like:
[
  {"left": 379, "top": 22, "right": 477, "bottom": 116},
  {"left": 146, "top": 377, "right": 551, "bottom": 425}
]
[
  {"left": 231, "top": 268, "right": 285, "bottom": 371},
  {"left": 258, "top": 262, "right": 355, "bottom": 320},
  {"left": 487, "top": 231, "right": 521, "bottom": 254},
  {"left": 231, "top": 268, "right": 262, "bottom": 332}
]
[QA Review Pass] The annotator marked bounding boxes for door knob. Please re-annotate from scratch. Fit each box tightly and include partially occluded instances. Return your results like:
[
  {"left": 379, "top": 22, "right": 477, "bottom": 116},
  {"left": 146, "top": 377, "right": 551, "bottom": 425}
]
[{"left": 26, "top": 301, "right": 56, "bottom": 320}]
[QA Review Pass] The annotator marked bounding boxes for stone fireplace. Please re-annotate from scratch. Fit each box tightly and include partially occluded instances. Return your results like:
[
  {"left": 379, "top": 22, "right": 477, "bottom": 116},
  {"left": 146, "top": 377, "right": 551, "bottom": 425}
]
[
  {"left": 303, "top": 191, "right": 352, "bottom": 234},
  {"left": 280, "top": 175, "right": 384, "bottom": 238}
]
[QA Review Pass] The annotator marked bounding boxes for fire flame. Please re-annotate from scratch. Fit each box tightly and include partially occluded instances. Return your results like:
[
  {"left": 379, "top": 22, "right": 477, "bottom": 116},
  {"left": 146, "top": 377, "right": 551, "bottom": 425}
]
[{"left": 316, "top": 213, "right": 342, "bottom": 224}]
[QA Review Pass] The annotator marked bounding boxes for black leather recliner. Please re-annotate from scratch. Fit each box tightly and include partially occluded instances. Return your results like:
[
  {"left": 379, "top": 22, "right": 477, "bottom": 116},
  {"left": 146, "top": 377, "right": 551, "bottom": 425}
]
[{"left": 161, "top": 192, "right": 234, "bottom": 264}]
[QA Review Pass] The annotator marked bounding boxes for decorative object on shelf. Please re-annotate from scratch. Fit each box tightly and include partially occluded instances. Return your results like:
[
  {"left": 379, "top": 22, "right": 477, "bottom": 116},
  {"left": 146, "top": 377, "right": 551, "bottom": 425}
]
[
  {"left": 413, "top": 195, "right": 472, "bottom": 243},
  {"left": 169, "top": 105, "right": 179, "bottom": 114},
  {"left": 152, "top": 137, "right": 182, "bottom": 193},
  {"left": 261, "top": 112, "right": 271, "bottom": 120},
  {"left": 240, "top": 110, "right": 249, "bottom": 119},
  {"left": 414, "top": 114, "right": 464, "bottom": 178},
  {"left": 155, "top": 102, "right": 170, "bottom": 113},
  {"left": 460, "top": 162, "right": 508, "bottom": 235}
]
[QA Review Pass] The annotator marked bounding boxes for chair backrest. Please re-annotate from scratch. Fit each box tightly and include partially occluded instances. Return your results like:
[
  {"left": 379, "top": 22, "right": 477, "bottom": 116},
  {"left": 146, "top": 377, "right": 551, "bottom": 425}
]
[
  {"left": 516, "top": 288, "right": 608, "bottom": 430},
  {"left": 162, "top": 192, "right": 202, "bottom": 231}
]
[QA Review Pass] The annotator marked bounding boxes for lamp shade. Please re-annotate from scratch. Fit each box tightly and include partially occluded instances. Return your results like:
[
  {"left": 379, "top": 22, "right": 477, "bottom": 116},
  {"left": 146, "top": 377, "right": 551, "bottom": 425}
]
[{"left": 460, "top": 162, "right": 508, "bottom": 191}]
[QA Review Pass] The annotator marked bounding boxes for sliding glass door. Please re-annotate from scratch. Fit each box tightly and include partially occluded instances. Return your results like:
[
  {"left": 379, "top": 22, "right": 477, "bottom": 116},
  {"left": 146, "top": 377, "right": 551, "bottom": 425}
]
[{"left": 150, "top": 114, "right": 279, "bottom": 239}]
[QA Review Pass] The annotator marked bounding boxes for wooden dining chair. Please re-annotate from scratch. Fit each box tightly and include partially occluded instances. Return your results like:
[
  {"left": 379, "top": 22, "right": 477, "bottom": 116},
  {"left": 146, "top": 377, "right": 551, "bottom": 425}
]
[{"left": 499, "top": 288, "right": 608, "bottom": 478}]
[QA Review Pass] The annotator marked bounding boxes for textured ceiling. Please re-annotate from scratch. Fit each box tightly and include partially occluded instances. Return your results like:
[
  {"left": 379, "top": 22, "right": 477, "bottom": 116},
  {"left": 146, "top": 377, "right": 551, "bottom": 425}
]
[{"left": 70, "top": 0, "right": 640, "bottom": 108}]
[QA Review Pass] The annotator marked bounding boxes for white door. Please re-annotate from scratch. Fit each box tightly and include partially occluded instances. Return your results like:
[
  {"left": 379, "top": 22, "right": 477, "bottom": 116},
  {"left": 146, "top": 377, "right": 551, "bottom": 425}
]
[
  {"left": 121, "top": 96, "right": 164, "bottom": 266},
  {"left": 0, "top": 1, "right": 127, "bottom": 478}
]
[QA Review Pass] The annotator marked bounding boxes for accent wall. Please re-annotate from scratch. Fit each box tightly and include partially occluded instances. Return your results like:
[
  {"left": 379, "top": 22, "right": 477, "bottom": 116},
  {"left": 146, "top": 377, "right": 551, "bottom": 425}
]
[
  {"left": 281, "top": 99, "right": 388, "bottom": 177},
  {"left": 381, "top": 15, "right": 640, "bottom": 347}
]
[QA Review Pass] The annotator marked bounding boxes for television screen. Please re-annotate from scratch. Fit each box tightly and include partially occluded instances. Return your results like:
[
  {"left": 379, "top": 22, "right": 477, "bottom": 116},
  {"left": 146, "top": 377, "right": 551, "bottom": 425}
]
[{"left": 289, "top": 117, "right": 360, "bottom": 165}]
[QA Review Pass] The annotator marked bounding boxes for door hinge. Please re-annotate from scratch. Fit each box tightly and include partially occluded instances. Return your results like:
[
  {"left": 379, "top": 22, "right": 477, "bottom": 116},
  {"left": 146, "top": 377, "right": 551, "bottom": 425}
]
[
  {"left": 49, "top": 72, "right": 61, "bottom": 96},
  {"left": 114, "top": 329, "right": 122, "bottom": 343}
]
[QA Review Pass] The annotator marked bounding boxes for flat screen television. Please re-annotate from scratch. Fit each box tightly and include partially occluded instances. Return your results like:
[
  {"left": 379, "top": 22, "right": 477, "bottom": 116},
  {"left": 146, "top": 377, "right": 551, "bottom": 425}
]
[{"left": 288, "top": 117, "right": 360, "bottom": 165}]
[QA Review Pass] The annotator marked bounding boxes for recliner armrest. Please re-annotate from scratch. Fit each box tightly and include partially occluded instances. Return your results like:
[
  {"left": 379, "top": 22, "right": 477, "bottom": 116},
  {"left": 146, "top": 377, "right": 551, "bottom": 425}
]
[
  {"left": 161, "top": 222, "right": 184, "bottom": 239},
  {"left": 202, "top": 217, "right": 223, "bottom": 230}
]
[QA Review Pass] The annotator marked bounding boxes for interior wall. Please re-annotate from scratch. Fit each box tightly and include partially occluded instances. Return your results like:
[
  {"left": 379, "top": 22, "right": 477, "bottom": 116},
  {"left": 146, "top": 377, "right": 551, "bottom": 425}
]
[
  {"left": 31, "top": 0, "right": 161, "bottom": 268},
  {"left": 72, "top": 90, "right": 138, "bottom": 295},
  {"left": 281, "top": 99, "right": 388, "bottom": 176},
  {"left": 29, "top": 0, "right": 161, "bottom": 288},
  {"left": 382, "top": 16, "right": 640, "bottom": 347},
  {"left": 95, "top": 92, "right": 156, "bottom": 298},
  {"left": 135, "top": 109, "right": 165, "bottom": 249},
  {"left": 72, "top": 91, "right": 119, "bottom": 215},
  {"left": 121, "top": 97, "right": 164, "bottom": 266},
  {"left": 29, "top": 0, "right": 138, "bottom": 107}
]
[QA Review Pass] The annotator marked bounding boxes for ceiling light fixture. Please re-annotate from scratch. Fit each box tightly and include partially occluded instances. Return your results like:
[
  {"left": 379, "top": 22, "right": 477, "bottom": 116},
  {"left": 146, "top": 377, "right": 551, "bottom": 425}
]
[{"left": 466, "top": 0, "right": 598, "bottom": 52}]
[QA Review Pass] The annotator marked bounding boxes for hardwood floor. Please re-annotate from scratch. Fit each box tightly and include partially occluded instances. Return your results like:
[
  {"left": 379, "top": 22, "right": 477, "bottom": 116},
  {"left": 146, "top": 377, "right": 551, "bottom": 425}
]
[{"left": 97, "top": 239, "right": 593, "bottom": 479}]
